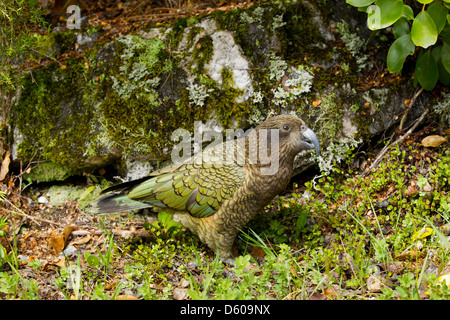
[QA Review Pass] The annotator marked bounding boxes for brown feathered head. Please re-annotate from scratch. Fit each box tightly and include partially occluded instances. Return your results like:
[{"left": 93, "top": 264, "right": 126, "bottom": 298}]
[
  {"left": 242, "top": 114, "right": 319, "bottom": 175},
  {"left": 255, "top": 114, "right": 320, "bottom": 156}
]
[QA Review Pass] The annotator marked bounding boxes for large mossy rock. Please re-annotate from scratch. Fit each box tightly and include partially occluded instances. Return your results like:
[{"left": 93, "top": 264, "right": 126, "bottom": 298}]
[{"left": 10, "top": 0, "right": 431, "bottom": 182}]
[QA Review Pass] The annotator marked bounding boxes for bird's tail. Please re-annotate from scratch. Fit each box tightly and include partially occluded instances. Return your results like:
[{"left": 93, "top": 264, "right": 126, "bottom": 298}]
[{"left": 87, "top": 192, "right": 151, "bottom": 214}]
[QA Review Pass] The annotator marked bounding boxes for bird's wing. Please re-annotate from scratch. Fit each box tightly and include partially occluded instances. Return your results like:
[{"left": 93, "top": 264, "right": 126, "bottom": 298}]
[{"left": 126, "top": 160, "right": 247, "bottom": 218}]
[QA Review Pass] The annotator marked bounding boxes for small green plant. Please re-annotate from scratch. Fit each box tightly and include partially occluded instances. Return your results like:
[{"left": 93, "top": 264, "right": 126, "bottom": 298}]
[
  {"left": 0, "top": 216, "right": 7, "bottom": 238},
  {"left": 0, "top": 217, "right": 40, "bottom": 299},
  {"left": 146, "top": 211, "right": 183, "bottom": 237},
  {"left": 395, "top": 273, "right": 420, "bottom": 299},
  {"left": 187, "top": 254, "right": 221, "bottom": 300},
  {"left": 90, "top": 217, "right": 119, "bottom": 276},
  {"left": 346, "top": 0, "right": 450, "bottom": 90}
]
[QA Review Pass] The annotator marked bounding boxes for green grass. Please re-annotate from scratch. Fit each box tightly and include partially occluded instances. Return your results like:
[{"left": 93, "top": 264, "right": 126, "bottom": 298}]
[{"left": 0, "top": 139, "right": 449, "bottom": 300}]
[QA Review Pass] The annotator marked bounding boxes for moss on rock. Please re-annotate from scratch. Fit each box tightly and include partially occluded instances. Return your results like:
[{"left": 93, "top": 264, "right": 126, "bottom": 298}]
[
  {"left": 13, "top": 57, "right": 96, "bottom": 168},
  {"left": 10, "top": 0, "right": 423, "bottom": 182},
  {"left": 24, "top": 161, "right": 75, "bottom": 182}
]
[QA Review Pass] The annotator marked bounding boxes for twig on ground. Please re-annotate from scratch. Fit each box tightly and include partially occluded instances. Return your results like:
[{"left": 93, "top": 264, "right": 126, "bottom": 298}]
[
  {"left": 362, "top": 89, "right": 426, "bottom": 177},
  {"left": 1, "top": 195, "right": 65, "bottom": 227},
  {"left": 72, "top": 228, "right": 151, "bottom": 239},
  {"left": 399, "top": 88, "right": 424, "bottom": 131}
]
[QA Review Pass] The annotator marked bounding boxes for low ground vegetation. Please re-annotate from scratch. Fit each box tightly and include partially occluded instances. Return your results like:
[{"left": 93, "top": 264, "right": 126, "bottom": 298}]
[{"left": 0, "top": 123, "right": 449, "bottom": 300}]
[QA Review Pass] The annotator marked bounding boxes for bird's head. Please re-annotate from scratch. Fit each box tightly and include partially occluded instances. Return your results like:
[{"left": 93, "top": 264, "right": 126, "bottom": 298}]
[{"left": 255, "top": 114, "right": 320, "bottom": 159}]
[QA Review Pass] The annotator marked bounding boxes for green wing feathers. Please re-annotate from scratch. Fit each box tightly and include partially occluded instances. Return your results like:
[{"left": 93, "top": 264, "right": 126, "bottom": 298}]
[
  {"left": 90, "top": 161, "right": 246, "bottom": 218},
  {"left": 128, "top": 162, "right": 246, "bottom": 217}
]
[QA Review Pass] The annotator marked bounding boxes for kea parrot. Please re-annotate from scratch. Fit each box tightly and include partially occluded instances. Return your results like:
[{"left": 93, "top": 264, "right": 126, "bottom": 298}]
[{"left": 89, "top": 115, "right": 320, "bottom": 261}]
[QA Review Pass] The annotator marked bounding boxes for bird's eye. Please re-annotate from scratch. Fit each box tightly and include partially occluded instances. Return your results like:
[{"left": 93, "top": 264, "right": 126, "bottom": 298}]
[{"left": 282, "top": 124, "right": 291, "bottom": 132}]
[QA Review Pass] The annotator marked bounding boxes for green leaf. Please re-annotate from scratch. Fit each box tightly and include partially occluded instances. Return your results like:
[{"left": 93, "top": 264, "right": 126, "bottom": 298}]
[
  {"left": 84, "top": 252, "right": 100, "bottom": 268},
  {"left": 441, "top": 22, "right": 450, "bottom": 43},
  {"left": 402, "top": 5, "right": 415, "bottom": 20},
  {"left": 411, "top": 11, "right": 438, "bottom": 48},
  {"left": 421, "top": 217, "right": 450, "bottom": 250},
  {"left": 387, "top": 34, "right": 415, "bottom": 72},
  {"left": 417, "top": 0, "right": 434, "bottom": 3},
  {"left": 393, "top": 18, "right": 410, "bottom": 38},
  {"left": 415, "top": 50, "right": 438, "bottom": 90},
  {"left": 431, "top": 45, "right": 450, "bottom": 86},
  {"left": 367, "top": 0, "right": 404, "bottom": 30},
  {"left": 412, "top": 227, "right": 433, "bottom": 241},
  {"left": 427, "top": 1, "right": 448, "bottom": 34},
  {"left": 346, "top": 0, "right": 374, "bottom": 7},
  {"left": 441, "top": 42, "right": 450, "bottom": 73},
  {"left": 432, "top": 44, "right": 442, "bottom": 61},
  {"left": 396, "top": 286, "right": 410, "bottom": 298},
  {"left": 438, "top": 58, "right": 450, "bottom": 85}
]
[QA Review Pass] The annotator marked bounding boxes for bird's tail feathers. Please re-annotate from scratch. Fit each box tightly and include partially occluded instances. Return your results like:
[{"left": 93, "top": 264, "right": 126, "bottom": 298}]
[{"left": 88, "top": 193, "right": 150, "bottom": 214}]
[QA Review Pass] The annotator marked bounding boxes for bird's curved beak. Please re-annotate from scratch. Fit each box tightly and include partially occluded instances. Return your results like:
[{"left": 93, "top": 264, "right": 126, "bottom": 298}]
[{"left": 302, "top": 128, "right": 320, "bottom": 155}]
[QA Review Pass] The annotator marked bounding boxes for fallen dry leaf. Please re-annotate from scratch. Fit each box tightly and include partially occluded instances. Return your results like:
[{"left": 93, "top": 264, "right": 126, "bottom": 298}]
[
  {"left": 173, "top": 288, "right": 188, "bottom": 300},
  {"left": 405, "top": 185, "right": 418, "bottom": 197},
  {"left": 116, "top": 294, "right": 140, "bottom": 300},
  {"left": 0, "top": 151, "right": 11, "bottom": 181},
  {"left": 55, "top": 257, "right": 66, "bottom": 268},
  {"left": 367, "top": 274, "right": 382, "bottom": 293},
  {"left": 67, "top": 235, "right": 92, "bottom": 247},
  {"left": 309, "top": 292, "right": 327, "bottom": 300},
  {"left": 382, "top": 261, "right": 405, "bottom": 274},
  {"left": 324, "top": 286, "right": 339, "bottom": 298},
  {"left": 440, "top": 223, "right": 450, "bottom": 236},
  {"left": 421, "top": 135, "right": 446, "bottom": 148},
  {"left": 179, "top": 279, "right": 190, "bottom": 288},
  {"left": 395, "top": 250, "right": 425, "bottom": 260},
  {"left": 48, "top": 235, "right": 65, "bottom": 254},
  {"left": 63, "top": 225, "right": 75, "bottom": 244},
  {"left": 48, "top": 225, "right": 75, "bottom": 254}
]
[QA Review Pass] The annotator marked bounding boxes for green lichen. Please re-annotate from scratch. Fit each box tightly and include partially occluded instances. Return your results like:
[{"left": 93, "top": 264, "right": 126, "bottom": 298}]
[
  {"left": 89, "top": 30, "right": 249, "bottom": 158},
  {"left": 271, "top": 64, "right": 314, "bottom": 108},
  {"left": 187, "top": 82, "right": 212, "bottom": 107},
  {"left": 72, "top": 34, "right": 197, "bottom": 160},
  {"left": 109, "top": 35, "right": 167, "bottom": 101},
  {"left": 175, "top": 67, "right": 250, "bottom": 129},
  {"left": 335, "top": 20, "right": 372, "bottom": 72},
  {"left": 433, "top": 92, "right": 450, "bottom": 127}
]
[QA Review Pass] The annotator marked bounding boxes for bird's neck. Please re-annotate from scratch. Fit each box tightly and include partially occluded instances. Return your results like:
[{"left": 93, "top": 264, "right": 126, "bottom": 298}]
[{"left": 247, "top": 156, "right": 294, "bottom": 200}]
